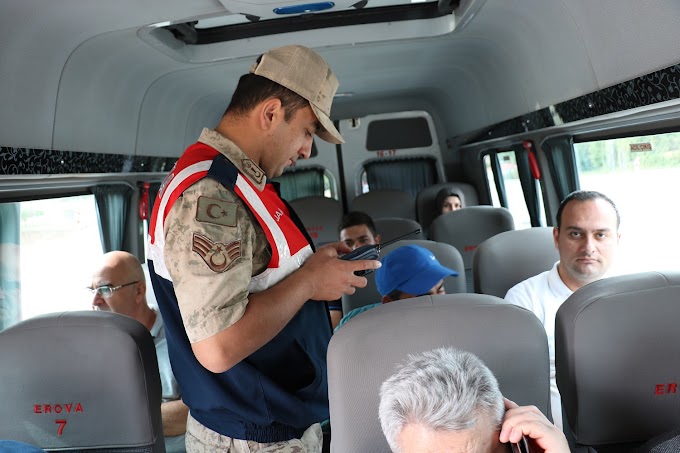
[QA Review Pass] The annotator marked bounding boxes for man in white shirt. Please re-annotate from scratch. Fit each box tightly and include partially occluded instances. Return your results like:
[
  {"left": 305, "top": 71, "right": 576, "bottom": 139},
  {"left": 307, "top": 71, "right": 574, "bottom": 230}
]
[{"left": 504, "top": 190, "right": 621, "bottom": 430}]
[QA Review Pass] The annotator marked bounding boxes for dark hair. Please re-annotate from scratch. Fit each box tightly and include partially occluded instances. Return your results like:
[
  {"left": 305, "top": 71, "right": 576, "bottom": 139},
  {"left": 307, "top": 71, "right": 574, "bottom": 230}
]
[
  {"left": 385, "top": 289, "right": 405, "bottom": 300},
  {"left": 555, "top": 190, "right": 620, "bottom": 229},
  {"left": 338, "top": 211, "right": 378, "bottom": 237},
  {"left": 225, "top": 73, "right": 309, "bottom": 121},
  {"left": 435, "top": 188, "right": 462, "bottom": 214}
]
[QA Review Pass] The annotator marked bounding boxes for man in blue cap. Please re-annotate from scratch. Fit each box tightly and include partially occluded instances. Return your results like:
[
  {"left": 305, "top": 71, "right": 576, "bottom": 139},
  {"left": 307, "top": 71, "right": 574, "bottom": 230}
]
[{"left": 335, "top": 245, "right": 459, "bottom": 330}]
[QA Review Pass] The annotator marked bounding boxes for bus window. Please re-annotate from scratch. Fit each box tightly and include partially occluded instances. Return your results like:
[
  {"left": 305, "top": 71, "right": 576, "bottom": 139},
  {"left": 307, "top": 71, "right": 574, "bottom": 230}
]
[
  {"left": 273, "top": 166, "right": 336, "bottom": 201},
  {"left": 484, "top": 151, "right": 545, "bottom": 229},
  {"left": 574, "top": 132, "right": 680, "bottom": 274},
  {"left": 0, "top": 195, "right": 102, "bottom": 331}
]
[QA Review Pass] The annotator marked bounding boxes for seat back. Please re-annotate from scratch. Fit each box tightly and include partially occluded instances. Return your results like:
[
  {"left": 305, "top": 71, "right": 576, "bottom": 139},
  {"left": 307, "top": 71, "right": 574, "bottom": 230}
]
[
  {"left": 289, "top": 196, "right": 343, "bottom": 246},
  {"left": 341, "top": 239, "right": 466, "bottom": 314},
  {"left": 473, "top": 227, "right": 559, "bottom": 297},
  {"left": 416, "top": 182, "right": 479, "bottom": 231},
  {"left": 329, "top": 294, "right": 551, "bottom": 453},
  {"left": 351, "top": 190, "right": 416, "bottom": 220},
  {"left": 373, "top": 218, "right": 424, "bottom": 242},
  {"left": 0, "top": 311, "right": 165, "bottom": 452},
  {"left": 429, "top": 206, "right": 515, "bottom": 292},
  {"left": 555, "top": 272, "right": 680, "bottom": 452}
]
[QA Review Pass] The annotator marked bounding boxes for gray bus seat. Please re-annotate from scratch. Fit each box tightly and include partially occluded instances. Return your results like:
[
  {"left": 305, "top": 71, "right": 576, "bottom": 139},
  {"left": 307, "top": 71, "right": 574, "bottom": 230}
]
[
  {"left": 341, "top": 239, "right": 466, "bottom": 315},
  {"left": 416, "top": 182, "right": 479, "bottom": 231},
  {"left": 350, "top": 189, "right": 416, "bottom": 220},
  {"left": 429, "top": 206, "right": 515, "bottom": 292},
  {"left": 555, "top": 272, "right": 680, "bottom": 453},
  {"left": 289, "top": 196, "right": 343, "bottom": 246},
  {"left": 373, "top": 217, "right": 424, "bottom": 242},
  {"left": 473, "top": 227, "right": 558, "bottom": 297},
  {"left": 329, "top": 294, "right": 551, "bottom": 453},
  {"left": 0, "top": 311, "right": 165, "bottom": 452}
]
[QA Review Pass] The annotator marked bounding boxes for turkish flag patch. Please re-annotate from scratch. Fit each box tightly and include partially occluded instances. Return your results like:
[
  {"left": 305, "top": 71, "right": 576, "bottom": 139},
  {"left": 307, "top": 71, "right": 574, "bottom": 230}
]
[{"left": 192, "top": 233, "right": 241, "bottom": 273}]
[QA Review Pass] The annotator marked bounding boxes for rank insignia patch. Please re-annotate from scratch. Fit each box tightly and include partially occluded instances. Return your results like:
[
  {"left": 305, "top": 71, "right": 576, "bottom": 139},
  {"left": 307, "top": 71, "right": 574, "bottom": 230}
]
[
  {"left": 196, "top": 196, "right": 238, "bottom": 227},
  {"left": 192, "top": 233, "right": 241, "bottom": 273},
  {"left": 242, "top": 158, "right": 265, "bottom": 185}
]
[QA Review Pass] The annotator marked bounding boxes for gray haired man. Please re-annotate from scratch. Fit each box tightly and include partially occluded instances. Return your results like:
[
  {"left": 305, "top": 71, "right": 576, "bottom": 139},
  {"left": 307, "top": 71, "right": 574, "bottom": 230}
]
[{"left": 379, "top": 347, "right": 569, "bottom": 453}]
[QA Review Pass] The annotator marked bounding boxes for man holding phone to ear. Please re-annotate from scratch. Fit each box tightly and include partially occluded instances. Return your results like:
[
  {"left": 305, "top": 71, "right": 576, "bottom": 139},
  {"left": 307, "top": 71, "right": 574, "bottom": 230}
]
[{"left": 379, "top": 347, "right": 569, "bottom": 453}]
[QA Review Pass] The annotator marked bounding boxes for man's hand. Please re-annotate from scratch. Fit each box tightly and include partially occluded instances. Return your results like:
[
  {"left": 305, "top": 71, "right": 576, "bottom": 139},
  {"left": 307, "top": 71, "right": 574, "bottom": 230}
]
[
  {"left": 499, "top": 399, "right": 569, "bottom": 453},
  {"left": 299, "top": 242, "right": 381, "bottom": 301}
]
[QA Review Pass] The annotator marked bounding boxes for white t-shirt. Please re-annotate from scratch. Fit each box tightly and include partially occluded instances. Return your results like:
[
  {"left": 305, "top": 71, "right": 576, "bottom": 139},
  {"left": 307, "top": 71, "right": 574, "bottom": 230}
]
[{"left": 504, "top": 262, "right": 572, "bottom": 430}]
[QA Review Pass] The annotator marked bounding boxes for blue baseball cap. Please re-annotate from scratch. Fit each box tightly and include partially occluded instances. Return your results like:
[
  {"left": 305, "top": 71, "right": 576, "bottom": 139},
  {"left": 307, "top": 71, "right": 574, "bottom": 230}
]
[{"left": 375, "top": 245, "right": 459, "bottom": 296}]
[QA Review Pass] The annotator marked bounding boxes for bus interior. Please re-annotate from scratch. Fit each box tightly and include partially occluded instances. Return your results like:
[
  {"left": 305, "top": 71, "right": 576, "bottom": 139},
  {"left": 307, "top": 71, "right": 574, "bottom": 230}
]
[{"left": 2, "top": 0, "right": 680, "bottom": 450}]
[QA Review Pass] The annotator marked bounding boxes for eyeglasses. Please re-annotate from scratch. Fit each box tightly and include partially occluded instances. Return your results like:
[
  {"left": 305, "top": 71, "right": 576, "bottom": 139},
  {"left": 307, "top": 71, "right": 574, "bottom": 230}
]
[{"left": 87, "top": 281, "right": 139, "bottom": 298}]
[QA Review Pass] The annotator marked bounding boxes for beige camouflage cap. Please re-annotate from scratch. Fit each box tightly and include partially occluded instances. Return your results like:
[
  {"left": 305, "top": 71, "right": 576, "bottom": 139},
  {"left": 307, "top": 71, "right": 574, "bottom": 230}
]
[{"left": 250, "top": 45, "right": 344, "bottom": 144}]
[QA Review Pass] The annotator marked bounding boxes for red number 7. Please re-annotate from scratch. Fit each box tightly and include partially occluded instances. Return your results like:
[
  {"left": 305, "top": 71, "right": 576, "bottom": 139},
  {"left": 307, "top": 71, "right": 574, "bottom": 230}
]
[{"left": 55, "top": 419, "right": 67, "bottom": 436}]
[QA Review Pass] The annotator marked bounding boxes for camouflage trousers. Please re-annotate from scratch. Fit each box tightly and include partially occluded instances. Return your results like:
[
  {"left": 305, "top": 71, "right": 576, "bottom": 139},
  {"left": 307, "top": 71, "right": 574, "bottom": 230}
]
[{"left": 185, "top": 413, "right": 322, "bottom": 453}]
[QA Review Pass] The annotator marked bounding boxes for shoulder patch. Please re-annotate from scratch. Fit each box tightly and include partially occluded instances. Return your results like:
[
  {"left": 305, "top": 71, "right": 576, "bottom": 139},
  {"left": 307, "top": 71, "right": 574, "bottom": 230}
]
[
  {"left": 241, "top": 158, "right": 265, "bottom": 185},
  {"left": 196, "top": 196, "right": 238, "bottom": 227},
  {"left": 192, "top": 233, "right": 241, "bottom": 273}
]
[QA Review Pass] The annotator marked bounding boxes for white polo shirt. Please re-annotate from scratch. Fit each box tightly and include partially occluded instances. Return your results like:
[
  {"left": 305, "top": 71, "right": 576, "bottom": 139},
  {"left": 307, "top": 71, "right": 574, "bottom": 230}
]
[{"left": 504, "top": 262, "right": 572, "bottom": 430}]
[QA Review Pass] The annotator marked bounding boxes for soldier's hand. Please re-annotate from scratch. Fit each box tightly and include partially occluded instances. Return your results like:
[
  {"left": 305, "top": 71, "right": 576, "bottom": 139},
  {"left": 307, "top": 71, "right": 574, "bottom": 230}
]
[{"left": 300, "top": 243, "right": 381, "bottom": 301}]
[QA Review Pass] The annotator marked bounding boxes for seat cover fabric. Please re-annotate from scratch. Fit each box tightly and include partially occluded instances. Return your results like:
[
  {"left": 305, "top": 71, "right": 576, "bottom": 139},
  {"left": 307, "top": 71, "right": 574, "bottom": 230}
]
[
  {"left": 351, "top": 190, "right": 416, "bottom": 220},
  {"left": 289, "top": 196, "right": 343, "bottom": 246},
  {"left": 0, "top": 311, "right": 164, "bottom": 452},
  {"left": 329, "top": 294, "right": 551, "bottom": 453},
  {"left": 555, "top": 272, "right": 680, "bottom": 448},
  {"left": 473, "top": 227, "right": 558, "bottom": 297}
]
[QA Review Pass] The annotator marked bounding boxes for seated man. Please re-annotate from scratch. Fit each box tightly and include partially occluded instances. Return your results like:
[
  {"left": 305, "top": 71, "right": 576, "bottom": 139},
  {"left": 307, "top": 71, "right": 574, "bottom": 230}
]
[
  {"left": 338, "top": 210, "right": 382, "bottom": 251},
  {"left": 90, "top": 251, "right": 189, "bottom": 453},
  {"left": 504, "top": 190, "right": 621, "bottom": 430},
  {"left": 379, "top": 347, "right": 569, "bottom": 453},
  {"left": 335, "top": 244, "right": 458, "bottom": 330},
  {"left": 329, "top": 211, "right": 383, "bottom": 328}
]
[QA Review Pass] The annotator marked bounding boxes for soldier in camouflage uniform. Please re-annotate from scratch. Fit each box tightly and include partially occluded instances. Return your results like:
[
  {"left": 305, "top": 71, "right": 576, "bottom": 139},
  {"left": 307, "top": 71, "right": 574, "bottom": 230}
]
[{"left": 148, "top": 45, "right": 380, "bottom": 453}]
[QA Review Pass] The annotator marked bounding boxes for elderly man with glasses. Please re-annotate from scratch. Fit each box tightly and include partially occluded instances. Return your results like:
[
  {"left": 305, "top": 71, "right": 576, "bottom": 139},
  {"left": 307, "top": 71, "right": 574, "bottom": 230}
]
[{"left": 90, "top": 250, "right": 189, "bottom": 453}]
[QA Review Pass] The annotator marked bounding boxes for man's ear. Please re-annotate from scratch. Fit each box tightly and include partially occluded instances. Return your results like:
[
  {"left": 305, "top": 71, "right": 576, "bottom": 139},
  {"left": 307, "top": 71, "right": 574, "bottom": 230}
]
[
  {"left": 553, "top": 226, "right": 559, "bottom": 249},
  {"left": 259, "top": 98, "right": 284, "bottom": 132},
  {"left": 375, "top": 234, "right": 381, "bottom": 244},
  {"left": 135, "top": 280, "right": 146, "bottom": 304}
]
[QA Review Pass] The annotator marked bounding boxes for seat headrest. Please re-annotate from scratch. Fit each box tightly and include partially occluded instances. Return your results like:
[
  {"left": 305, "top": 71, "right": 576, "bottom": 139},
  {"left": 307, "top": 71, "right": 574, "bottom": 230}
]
[
  {"left": 350, "top": 190, "right": 416, "bottom": 220},
  {"left": 288, "top": 196, "right": 343, "bottom": 246},
  {"left": 429, "top": 206, "right": 515, "bottom": 267},
  {"left": 473, "top": 227, "right": 558, "bottom": 297},
  {"left": 556, "top": 272, "right": 680, "bottom": 447},
  {"left": 0, "top": 311, "right": 164, "bottom": 451},
  {"left": 329, "top": 294, "right": 551, "bottom": 452},
  {"left": 373, "top": 217, "right": 424, "bottom": 242}
]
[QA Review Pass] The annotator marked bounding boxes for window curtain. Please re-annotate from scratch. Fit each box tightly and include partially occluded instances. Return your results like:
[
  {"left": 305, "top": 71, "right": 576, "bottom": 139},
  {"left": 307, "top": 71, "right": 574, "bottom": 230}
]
[
  {"left": 92, "top": 185, "right": 133, "bottom": 252},
  {"left": 365, "top": 157, "right": 437, "bottom": 198},
  {"left": 273, "top": 168, "right": 325, "bottom": 201},
  {"left": 489, "top": 152, "right": 509, "bottom": 207},
  {"left": 515, "top": 146, "right": 542, "bottom": 227},
  {"left": 0, "top": 203, "right": 21, "bottom": 330},
  {"left": 543, "top": 136, "right": 579, "bottom": 202}
]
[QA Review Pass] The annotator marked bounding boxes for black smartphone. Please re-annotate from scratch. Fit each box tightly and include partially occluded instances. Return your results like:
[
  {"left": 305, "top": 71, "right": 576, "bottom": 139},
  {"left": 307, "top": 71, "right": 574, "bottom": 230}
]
[
  {"left": 339, "top": 228, "right": 421, "bottom": 276},
  {"left": 510, "top": 436, "right": 531, "bottom": 453}
]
